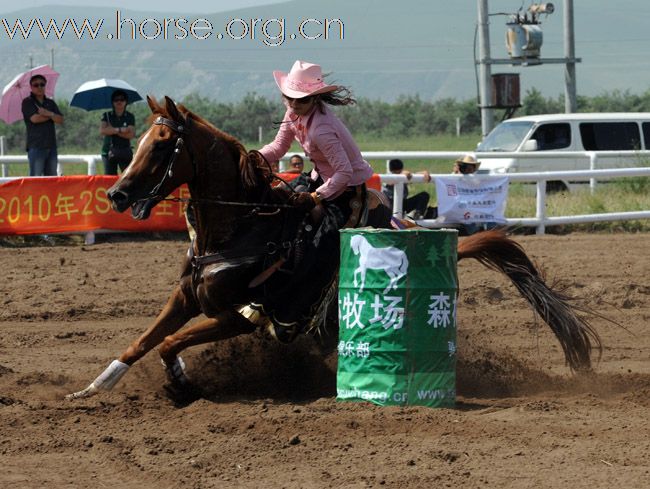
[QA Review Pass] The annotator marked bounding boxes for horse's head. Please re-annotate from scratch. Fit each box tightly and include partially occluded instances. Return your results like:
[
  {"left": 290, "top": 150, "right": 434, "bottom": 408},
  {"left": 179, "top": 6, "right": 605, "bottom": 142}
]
[
  {"left": 107, "top": 96, "right": 195, "bottom": 220},
  {"left": 350, "top": 235, "right": 363, "bottom": 255}
]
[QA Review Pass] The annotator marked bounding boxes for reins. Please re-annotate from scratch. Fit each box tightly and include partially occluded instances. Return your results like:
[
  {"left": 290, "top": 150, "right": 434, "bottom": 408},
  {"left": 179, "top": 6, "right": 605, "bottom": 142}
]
[{"left": 136, "top": 116, "right": 296, "bottom": 212}]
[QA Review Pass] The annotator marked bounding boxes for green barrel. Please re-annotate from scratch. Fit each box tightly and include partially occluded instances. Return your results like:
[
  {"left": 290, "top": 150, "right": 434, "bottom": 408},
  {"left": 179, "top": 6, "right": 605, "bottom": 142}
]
[{"left": 337, "top": 228, "right": 458, "bottom": 408}]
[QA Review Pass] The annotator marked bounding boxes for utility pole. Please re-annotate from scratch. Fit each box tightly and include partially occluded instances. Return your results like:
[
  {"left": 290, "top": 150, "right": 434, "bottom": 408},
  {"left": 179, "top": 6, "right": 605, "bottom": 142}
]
[
  {"left": 477, "top": 1, "right": 580, "bottom": 131},
  {"left": 564, "top": 0, "right": 577, "bottom": 112},
  {"left": 477, "top": 0, "right": 494, "bottom": 136}
]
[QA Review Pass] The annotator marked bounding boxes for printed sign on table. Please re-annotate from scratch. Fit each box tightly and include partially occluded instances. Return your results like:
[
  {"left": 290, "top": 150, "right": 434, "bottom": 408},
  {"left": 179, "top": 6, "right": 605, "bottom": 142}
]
[{"left": 435, "top": 175, "right": 509, "bottom": 224}]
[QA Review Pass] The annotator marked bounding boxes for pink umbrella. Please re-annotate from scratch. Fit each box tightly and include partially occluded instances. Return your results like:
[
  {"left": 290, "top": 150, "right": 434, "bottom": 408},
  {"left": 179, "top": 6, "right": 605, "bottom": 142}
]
[{"left": 0, "top": 65, "right": 60, "bottom": 124}]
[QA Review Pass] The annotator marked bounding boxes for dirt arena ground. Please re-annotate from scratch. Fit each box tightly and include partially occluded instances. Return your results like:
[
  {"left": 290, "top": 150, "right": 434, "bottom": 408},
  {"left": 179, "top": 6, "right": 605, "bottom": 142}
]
[{"left": 1, "top": 232, "right": 649, "bottom": 489}]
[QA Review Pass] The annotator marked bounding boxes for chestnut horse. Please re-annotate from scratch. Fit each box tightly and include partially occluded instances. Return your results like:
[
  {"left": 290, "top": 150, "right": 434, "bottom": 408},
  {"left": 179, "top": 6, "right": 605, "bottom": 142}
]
[{"left": 67, "top": 96, "right": 601, "bottom": 401}]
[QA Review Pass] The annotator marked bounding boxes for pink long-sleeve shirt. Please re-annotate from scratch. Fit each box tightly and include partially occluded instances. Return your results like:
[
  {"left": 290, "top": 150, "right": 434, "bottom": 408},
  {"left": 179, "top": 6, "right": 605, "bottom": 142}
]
[{"left": 259, "top": 105, "right": 373, "bottom": 200}]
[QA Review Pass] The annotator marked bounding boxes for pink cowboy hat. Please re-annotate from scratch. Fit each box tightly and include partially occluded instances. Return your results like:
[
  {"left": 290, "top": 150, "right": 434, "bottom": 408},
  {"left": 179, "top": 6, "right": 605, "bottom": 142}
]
[{"left": 273, "top": 60, "right": 338, "bottom": 98}]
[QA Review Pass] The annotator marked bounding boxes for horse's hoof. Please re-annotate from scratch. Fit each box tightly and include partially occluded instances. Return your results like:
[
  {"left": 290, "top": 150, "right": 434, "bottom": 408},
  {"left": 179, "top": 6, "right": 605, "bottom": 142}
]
[
  {"left": 267, "top": 317, "right": 302, "bottom": 344},
  {"left": 65, "top": 384, "right": 98, "bottom": 400},
  {"left": 161, "top": 356, "right": 190, "bottom": 385},
  {"left": 163, "top": 380, "right": 203, "bottom": 406}
]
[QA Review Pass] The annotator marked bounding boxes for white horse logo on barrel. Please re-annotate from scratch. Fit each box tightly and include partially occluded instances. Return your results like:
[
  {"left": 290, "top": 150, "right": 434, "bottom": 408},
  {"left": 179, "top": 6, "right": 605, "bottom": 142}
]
[{"left": 350, "top": 235, "right": 409, "bottom": 294}]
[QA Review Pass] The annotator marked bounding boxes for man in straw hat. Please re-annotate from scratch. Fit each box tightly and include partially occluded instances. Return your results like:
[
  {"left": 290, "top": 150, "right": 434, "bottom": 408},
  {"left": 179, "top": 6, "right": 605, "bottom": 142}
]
[
  {"left": 453, "top": 154, "right": 481, "bottom": 175},
  {"left": 252, "top": 60, "right": 376, "bottom": 341}
]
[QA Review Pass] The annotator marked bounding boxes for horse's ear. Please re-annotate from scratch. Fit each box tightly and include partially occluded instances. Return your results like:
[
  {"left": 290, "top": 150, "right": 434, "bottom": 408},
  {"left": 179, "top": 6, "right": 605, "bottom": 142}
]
[
  {"left": 164, "top": 96, "right": 182, "bottom": 122},
  {"left": 147, "top": 95, "right": 159, "bottom": 113}
]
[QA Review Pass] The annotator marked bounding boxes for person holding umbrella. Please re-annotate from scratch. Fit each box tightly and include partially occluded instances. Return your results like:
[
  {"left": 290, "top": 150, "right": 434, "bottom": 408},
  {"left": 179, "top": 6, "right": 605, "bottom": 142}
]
[
  {"left": 21, "top": 74, "right": 64, "bottom": 176},
  {"left": 99, "top": 89, "right": 135, "bottom": 175}
]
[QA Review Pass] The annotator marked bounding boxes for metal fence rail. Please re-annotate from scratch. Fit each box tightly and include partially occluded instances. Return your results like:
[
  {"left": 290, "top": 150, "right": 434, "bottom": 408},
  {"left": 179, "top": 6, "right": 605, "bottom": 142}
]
[
  {"left": 2, "top": 151, "right": 649, "bottom": 236},
  {"left": 0, "top": 154, "right": 101, "bottom": 177},
  {"left": 383, "top": 167, "right": 650, "bottom": 234}
]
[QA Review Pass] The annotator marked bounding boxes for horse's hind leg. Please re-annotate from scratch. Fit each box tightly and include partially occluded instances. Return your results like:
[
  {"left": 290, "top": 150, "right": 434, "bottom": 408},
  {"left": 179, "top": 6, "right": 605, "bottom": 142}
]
[
  {"left": 67, "top": 285, "right": 199, "bottom": 399},
  {"left": 118, "top": 286, "right": 198, "bottom": 365},
  {"left": 159, "top": 309, "right": 256, "bottom": 365},
  {"left": 158, "top": 309, "right": 256, "bottom": 398}
]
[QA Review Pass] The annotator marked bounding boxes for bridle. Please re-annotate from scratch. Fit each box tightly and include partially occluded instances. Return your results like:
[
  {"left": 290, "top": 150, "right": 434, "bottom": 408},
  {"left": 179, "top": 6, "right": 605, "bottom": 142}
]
[{"left": 148, "top": 115, "right": 194, "bottom": 201}]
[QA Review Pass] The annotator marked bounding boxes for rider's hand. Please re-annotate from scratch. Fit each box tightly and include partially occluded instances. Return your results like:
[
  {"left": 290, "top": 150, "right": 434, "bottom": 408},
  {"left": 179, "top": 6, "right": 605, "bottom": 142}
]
[{"left": 288, "top": 192, "right": 316, "bottom": 211}]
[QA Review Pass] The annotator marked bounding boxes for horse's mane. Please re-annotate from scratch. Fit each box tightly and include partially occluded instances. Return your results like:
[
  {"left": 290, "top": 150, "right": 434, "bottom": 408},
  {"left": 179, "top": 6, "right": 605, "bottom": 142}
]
[{"left": 147, "top": 98, "right": 265, "bottom": 192}]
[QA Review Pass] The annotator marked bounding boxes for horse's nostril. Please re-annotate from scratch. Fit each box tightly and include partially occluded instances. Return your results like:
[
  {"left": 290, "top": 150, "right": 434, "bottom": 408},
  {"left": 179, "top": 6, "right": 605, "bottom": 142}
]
[{"left": 108, "top": 190, "right": 128, "bottom": 204}]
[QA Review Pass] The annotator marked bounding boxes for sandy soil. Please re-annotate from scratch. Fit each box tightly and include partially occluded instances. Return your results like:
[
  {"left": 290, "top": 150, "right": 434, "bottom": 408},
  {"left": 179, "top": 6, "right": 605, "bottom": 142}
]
[{"left": 1, "top": 233, "right": 649, "bottom": 489}]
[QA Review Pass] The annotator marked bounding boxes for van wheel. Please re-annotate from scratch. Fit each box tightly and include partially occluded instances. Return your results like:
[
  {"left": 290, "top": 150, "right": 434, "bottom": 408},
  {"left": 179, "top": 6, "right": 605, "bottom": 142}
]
[{"left": 546, "top": 181, "right": 568, "bottom": 193}]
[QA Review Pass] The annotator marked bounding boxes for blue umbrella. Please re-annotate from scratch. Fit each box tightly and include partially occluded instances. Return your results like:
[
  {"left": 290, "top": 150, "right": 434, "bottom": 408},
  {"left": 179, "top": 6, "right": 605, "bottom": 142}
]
[{"left": 70, "top": 78, "right": 143, "bottom": 111}]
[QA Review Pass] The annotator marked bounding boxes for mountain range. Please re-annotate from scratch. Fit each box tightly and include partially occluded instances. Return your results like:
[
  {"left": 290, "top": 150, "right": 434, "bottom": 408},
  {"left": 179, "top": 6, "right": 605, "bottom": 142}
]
[{"left": 1, "top": 1, "right": 649, "bottom": 103}]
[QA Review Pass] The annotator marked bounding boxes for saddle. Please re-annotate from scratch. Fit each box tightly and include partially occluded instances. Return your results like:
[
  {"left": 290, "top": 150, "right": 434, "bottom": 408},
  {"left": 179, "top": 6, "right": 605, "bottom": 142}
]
[
  {"left": 249, "top": 184, "right": 383, "bottom": 288},
  {"left": 243, "top": 185, "right": 389, "bottom": 343}
]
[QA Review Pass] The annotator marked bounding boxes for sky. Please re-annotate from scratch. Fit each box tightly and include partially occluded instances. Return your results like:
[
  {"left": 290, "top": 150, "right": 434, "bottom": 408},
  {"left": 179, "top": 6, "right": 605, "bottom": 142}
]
[
  {"left": 0, "top": 0, "right": 287, "bottom": 14},
  {"left": 1, "top": 1, "right": 649, "bottom": 103}
]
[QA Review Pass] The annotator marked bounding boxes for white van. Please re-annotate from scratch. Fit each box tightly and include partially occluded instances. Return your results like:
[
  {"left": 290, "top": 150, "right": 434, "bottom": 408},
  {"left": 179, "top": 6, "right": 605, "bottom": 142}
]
[{"left": 476, "top": 113, "right": 650, "bottom": 190}]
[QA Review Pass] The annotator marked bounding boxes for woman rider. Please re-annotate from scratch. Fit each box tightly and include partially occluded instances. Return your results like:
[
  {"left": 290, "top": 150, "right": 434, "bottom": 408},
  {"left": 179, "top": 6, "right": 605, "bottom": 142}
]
[{"left": 253, "top": 60, "right": 374, "bottom": 341}]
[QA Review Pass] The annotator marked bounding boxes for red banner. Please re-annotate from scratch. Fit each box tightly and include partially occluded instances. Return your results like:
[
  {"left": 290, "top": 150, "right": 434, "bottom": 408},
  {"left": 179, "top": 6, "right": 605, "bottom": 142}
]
[
  {"left": 0, "top": 176, "right": 187, "bottom": 235},
  {"left": 0, "top": 173, "right": 383, "bottom": 235}
]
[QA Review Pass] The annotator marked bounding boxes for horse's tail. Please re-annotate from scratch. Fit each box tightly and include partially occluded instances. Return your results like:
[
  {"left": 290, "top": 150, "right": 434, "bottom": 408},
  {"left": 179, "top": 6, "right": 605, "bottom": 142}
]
[{"left": 457, "top": 229, "right": 602, "bottom": 371}]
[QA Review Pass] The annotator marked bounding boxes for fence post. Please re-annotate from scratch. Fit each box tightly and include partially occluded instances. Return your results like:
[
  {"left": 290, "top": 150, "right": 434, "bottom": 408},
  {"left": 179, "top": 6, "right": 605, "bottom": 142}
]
[
  {"left": 392, "top": 179, "right": 405, "bottom": 218},
  {"left": 589, "top": 152, "right": 597, "bottom": 194},
  {"left": 84, "top": 156, "right": 98, "bottom": 245},
  {"left": 87, "top": 156, "right": 97, "bottom": 176},
  {"left": 535, "top": 180, "right": 547, "bottom": 235}
]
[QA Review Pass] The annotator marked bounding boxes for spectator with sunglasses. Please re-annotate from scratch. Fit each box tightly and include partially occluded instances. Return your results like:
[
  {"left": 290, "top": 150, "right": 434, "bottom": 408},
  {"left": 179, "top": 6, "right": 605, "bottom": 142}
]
[
  {"left": 285, "top": 154, "right": 305, "bottom": 174},
  {"left": 99, "top": 89, "right": 136, "bottom": 175},
  {"left": 283, "top": 154, "right": 311, "bottom": 192},
  {"left": 21, "top": 74, "right": 64, "bottom": 176}
]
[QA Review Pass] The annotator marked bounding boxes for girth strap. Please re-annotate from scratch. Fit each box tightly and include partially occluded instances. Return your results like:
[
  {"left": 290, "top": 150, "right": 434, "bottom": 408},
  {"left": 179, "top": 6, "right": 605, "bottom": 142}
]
[{"left": 189, "top": 239, "right": 291, "bottom": 270}]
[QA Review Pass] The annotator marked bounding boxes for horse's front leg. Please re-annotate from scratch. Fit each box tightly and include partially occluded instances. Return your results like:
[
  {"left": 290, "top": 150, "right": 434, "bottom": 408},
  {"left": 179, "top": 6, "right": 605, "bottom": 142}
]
[
  {"left": 354, "top": 267, "right": 366, "bottom": 292},
  {"left": 66, "top": 284, "right": 199, "bottom": 399}
]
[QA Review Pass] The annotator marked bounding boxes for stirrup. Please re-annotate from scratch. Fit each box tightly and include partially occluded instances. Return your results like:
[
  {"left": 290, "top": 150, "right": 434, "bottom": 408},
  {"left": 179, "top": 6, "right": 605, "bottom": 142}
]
[{"left": 161, "top": 356, "right": 189, "bottom": 386}]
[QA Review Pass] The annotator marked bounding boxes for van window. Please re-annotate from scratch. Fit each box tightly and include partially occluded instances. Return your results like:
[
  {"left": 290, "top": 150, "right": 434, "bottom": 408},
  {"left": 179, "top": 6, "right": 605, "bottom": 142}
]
[
  {"left": 477, "top": 120, "right": 534, "bottom": 151},
  {"left": 579, "top": 122, "right": 641, "bottom": 150},
  {"left": 642, "top": 122, "right": 650, "bottom": 149},
  {"left": 530, "top": 123, "right": 571, "bottom": 150}
]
